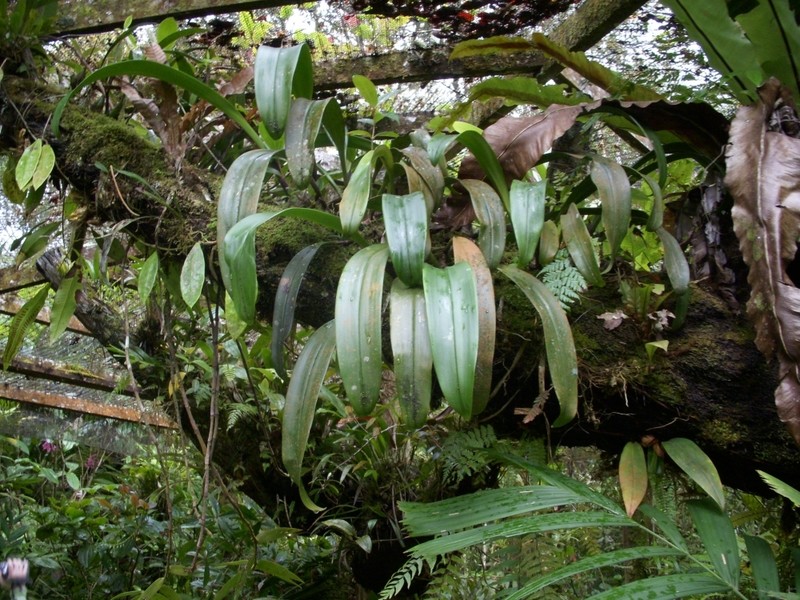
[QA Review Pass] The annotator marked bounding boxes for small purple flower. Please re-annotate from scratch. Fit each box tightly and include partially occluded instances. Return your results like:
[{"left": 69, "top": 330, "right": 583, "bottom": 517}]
[
  {"left": 40, "top": 439, "right": 58, "bottom": 454},
  {"left": 85, "top": 455, "right": 99, "bottom": 471}
]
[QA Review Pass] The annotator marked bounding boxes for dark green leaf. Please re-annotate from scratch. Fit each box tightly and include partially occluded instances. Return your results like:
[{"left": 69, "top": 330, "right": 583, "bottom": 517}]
[
  {"left": 456, "top": 130, "right": 509, "bottom": 208},
  {"left": 687, "top": 498, "right": 740, "bottom": 587},
  {"left": 49, "top": 276, "right": 79, "bottom": 343},
  {"left": 585, "top": 573, "right": 730, "bottom": 599},
  {"left": 3, "top": 285, "right": 49, "bottom": 370},
  {"left": 662, "top": 437, "right": 724, "bottom": 509},
  {"left": 745, "top": 534, "right": 781, "bottom": 598},
  {"left": 561, "top": 203, "right": 604, "bottom": 287}
]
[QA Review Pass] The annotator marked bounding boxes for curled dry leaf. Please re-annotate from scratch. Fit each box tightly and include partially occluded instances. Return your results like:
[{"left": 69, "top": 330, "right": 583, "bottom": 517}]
[{"left": 726, "top": 78, "right": 800, "bottom": 444}]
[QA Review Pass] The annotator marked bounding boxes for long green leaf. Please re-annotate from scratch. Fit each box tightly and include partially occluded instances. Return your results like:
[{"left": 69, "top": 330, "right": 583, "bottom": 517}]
[
  {"left": 457, "top": 130, "right": 509, "bottom": 208},
  {"left": 423, "top": 262, "right": 479, "bottom": 419},
  {"left": 586, "top": 573, "right": 730, "bottom": 599},
  {"left": 51, "top": 60, "right": 262, "bottom": 146},
  {"left": 3, "top": 285, "right": 49, "bottom": 370},
  {"left": 539, "top": 219, "right": 559, "bottom": 266},
  {"left": 49, "top": 276, "right": 79, "bottom": 343},
  {"left": 254, "top": 44, "right": 313, "bottom": 140},
  {"left": 180, "top": 242, "right": 205, "bottom": 309},
  {"left": 138, "top": 252, "right": 159, "bottom": 303},
  {"left": 222, "top": 208, "right": 355, "bottom": 324},
  {"left": 499, "top": 266, "right": 577, "bottom": 427},
  {"left": 450, "top": 36, "right": 534, "bottom": 59},
  {"left": 509, "top": 179, "right": 545, "bottom": 268},
  {"left": 561, "top": 203, "right": 604, "bottom": 287},
  {"left": 352, "top": 74, "right": 379, "bottom": 107},
  {"left": 402, "top": 147, "right": 444, "bottom": 212},
  {"left": 656, "top": 227, "right": 690, "bottom": 294},
  {"left": 662, "top": 437, "right": 725, "bottom": 509},
  {"left": 272, "top": 243, "right": 324, "bottom": 379},
  {"left": 688, "top": 498, "right": 740, "bottom": 588},
  {"left": 507, "top": 546, "right": 685, "bottom": 600},
  {"left": 591, "top": 156, "right": 631, "bottom": 262},
  {"left": 282, "top": 320, "right": 336, "bottom": 513},
  {"left": 335, "top": 244, "right": 389, "bottom": 415},
  {"left": 758, "top": 470, "right": 800, "bottom": 507},
  {"left": 638, "top": 504, "right": 689, "bottom": 552},
  {"left": 461, "top": 179, "right": 506, "bottom": 270},
  {"left": 286, "top": 97, "right": 341, "bottom": 189},
  {"left": 340, "top": 150, "right": 375, "bottom": 234},
  {"left": 389, "top": 280, "right": 432, "bottom": 428},
  {"left": 401, "top": 485, "right": 583, "bottom": 536},
  {"left": 409, "top": 512, "right": 631, "bottom": 559},
  {"left": 619, "top": 441, "right": 647, "bottom": 517},
  {"left": 382, "top": 192, "right": 428, "bottom": 287},
  {"left": 745, "top": 534, "right": 781, "bottom": 598},
  {"left": 217, "top": 149, "right": 281, "bottom": 286},
  {"left": 453, "top": 237, "right": 495, "bottom": 415}
]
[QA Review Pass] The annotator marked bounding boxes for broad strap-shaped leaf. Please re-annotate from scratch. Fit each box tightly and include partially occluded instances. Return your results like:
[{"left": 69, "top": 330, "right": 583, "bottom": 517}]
[
  {"left": 561, "top": 203, "right": 604, "bottom": 287},
  {"left": 422, "top": 262, "right": 479, "bottom": 419},
  {"left": 52, "top": 60, "right": 262, "bottom": 146},
  {"left": 745, "top": 534, "right": 781, "bottom": 598},
  {"left": 726, "top": 79, "right": 800, "bottom": 443},
  {"left": 585, "top": 573, "right": 731, "bottom": 600},
  {"left": 539, "top": 219, "right": 560, "bottom": 266},
  {"left": 461, "top": 179, "right": 506, "bottom": 270},
  {"left": 662, "top": 438, "right": 725, "bottom": 509},
  {"left": 401, "top": 147, "right": 444, "bottom": 212},
  {"left": 340, "top": 150, "right": 374, "bottom": 234},
  {"left": 222, "top": 208, "right": 354, "bottom": 324},
  {"left": 660, "top": 0, "right": 762, "bottom": 103},
  {"left": 687, "top": 498, "right": 740, "bottom": 588},
  {"left": 335, "top": 244, "right": 389, "bottom": 415},
  {"left": 499, "top": 265, "right": 577, "bottom": 427},
  {"left": 509, "top": 179, "right": 545, "bottom": 268},
  {"left": 506, "top": 546, "right": 685, "bottom": 600},
  {"left": 382, "top": 192, "right": 428, "bottom": 287},
  {"left": 3, "top": 285, "right": 49, "bottom": 370},
  {"left": 272, "top": 243, "right": 324, "bottom": 379},
  {"left": 217, "top": 149, "right": 280, "bottom": 287},
  {"left": 401, "top": 485, "right": 583, "bottom": 536},
  {"left": 138, "top": 252, "right": 159, "bottom": 303},
  {"left": 254, "top": 44, "right": 313, "bottom": 140},
  {"left": 282, "top": 320, "right": 336, "bottom": 513},
  {"left": 591, "top": 156, "right": 631, "bottom": 261},
  {"left": 637, "top": 504, "right": 689, "bottom": 553},
  {"left": 49, "top": 276, "right": 79, "bottom": 343},
  {"left": 389, "top": 279, "right": 432, "bottom": 428},
  {"left": 455, "top": 130, "right": 509, "bottom": 208},
  {"left": 619, "top": 441, "right": 647, "bottom": 517},
  {"left": 453, "top": 237, "right": 496, "bottom": 415},
  {"left": 286, "top": 97, "right": 344, "bottom": 189},
  {"left": 180, "top": 242, "right": 205, "bottom": 309}
]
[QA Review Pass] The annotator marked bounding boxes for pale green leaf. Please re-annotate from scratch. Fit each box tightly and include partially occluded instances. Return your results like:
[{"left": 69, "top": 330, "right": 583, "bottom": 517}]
[
  {"left": 561, "top": 203, "right": 604, "bottom": 287},
  {"left": 15, "top": 139, "right": 42, "bottom": 190},
  {"left": 656, "top": 227, "right": 689, "bottom": 294},
  {"left": 382, "top": 192, "right": 428, "bottom": 287},
  {"left": 687, "top": 498, "right": 740, "bottom": 587},
  {"left": 255, "top": 44, "right": 313, "bottom": 140},
  {"left": 286, "top": 97, "right": 341, "bottom": 189},
  {"left": 461, "top": 179, "right": 506, "bottom": 270},
  {"left": 450, "top": 36, "right": 534, "bottom": 59},
  {"left": 586, "top": 573, "right": 730, "bottom": 599},
  {"left": 15, "top": 222, "right": 59, "bottom": 265},
  {"left": 180, "top": 242, "right": 205, "bottom": 309},
  {"left": 423, "top": 262, "right": 479, "bottom": 419},
  {"left": 619, "top": 441, "right": 647, "bottom": 517},
  {"left": 340, "top": 150, "right": 374, "bottom": 234},
  {"left": 499, "top": 266, "right": 577, "bottom": 427},
  {"left": 401, "top": 147, "right": 444, "bottom": 212},
  {"left": 591, "top": 156, "right": 631, "bottom": 261},
  {"left": 65, "top": 471, "right": 81, "bottom": 491},
  {"left": 662, "top": 437, "right": 724, "bottom": 509},
  {"left": 49, "top": 276, "right": 80, "bottom": 343},
  {"left": 31, "top": 142, "right": 55, "bottom": 191},
  {"left": 539, "top": 219, "right": 559, "bottom": 266},
  {"left": 390, "top": 280, "right": 432, "bottom": 428},
  {"left": 510, "top": 179, "right": 545, "bottom": 268},
  {"left": 282, "top": 320, "right": 336, "bottom": 513},
  {"left": 138, "top": 252, "right": 159, "bottom": 303},
  {"left": 353, "top": 74, "right": 379, "bottom": 107},
  {"left": 335, "top": 244, "right": 390, "bottom": 415}
]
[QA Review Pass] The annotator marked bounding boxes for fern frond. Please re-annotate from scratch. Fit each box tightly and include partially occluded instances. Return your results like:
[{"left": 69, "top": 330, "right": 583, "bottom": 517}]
[
  {"left": 379, "top": 556, "right": 432, "bottom": 600},
  {"left": 441, "top": 425, "right": 497, "bottom": 485},
  {"left": 225, "top": 402, "right": 259, "bottom": 431},
  {"left": 538, "top": 250, "right": 587, "bottom": 311}
]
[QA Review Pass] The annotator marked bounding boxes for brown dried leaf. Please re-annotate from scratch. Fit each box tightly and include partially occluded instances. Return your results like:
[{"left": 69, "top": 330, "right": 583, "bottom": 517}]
[
  {"left": 143, "top": 44, "right": 168, "bottom": 64},
  {"left": 726, "top": 78, "right": 800, "bottom": 443},
  {"left": 119, "top": 80, "right": 165, "bottom": 140}
]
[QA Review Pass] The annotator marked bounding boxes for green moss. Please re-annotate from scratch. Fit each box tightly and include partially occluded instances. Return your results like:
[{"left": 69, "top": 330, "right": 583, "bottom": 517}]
[{"left": 702, "top": 419, "right": 744, "bottom": 446}]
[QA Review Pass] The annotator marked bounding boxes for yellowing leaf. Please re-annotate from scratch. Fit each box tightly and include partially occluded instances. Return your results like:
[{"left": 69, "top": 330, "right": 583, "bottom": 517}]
[{"left": 619, "top": 442, "right": 647, "bottom": 517}]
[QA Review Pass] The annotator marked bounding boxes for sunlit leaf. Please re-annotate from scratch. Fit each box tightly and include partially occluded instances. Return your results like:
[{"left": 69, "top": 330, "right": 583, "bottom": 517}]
[
  {"left": 423, "top": 262, "right": 479, "bottom": 419},
  {"left": 450, "top": 36, "right": 534, "bottom": 59},
  {"left": 619, "top": 441, "right": 647, "bottom": 517},
  {"left": 282, "top": 320, "right": 336, "bottom": 513},
  {"left": 335, "top": 244, "right": 389, "bottom": 415},
  {"left": 353, "top": 74, "right": 379, "bottom": 107},
  {"left": 453, "top": 237, "right": 495, "bottom": 415},
  {"left": 461, "top": 179, "right": 506, "bottom": 270},
  {"left": 180, "top": 242, "right": 205, "bottom": 309},
  {"left": 390, "top": 280, "right": 432, "bottom": 428},
  {"left": 510, "top": 180, "right": 545, "bottom": 268},
  {"left": 49, "top": 276, "right": 80, "bottom": 343},
  {"left": 499, "top": 265, "right": 577, "bottom": 427},
  {"left": 382, "top": 191, "right": 428, "bottom": 287},
  {"left": 662, "top": 438, "right": 725, "bottom": 509}
]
